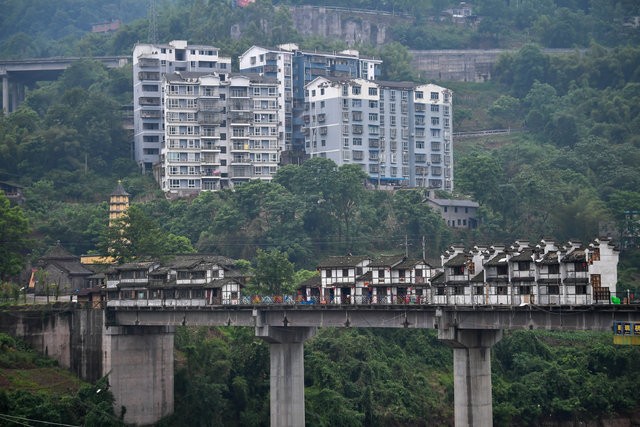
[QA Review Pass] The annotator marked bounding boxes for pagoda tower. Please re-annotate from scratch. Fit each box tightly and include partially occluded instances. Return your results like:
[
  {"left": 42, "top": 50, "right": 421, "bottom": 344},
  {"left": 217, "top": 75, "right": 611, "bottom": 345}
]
[{"left": 109, "top": 180, "right": 130, "bottom": 227}]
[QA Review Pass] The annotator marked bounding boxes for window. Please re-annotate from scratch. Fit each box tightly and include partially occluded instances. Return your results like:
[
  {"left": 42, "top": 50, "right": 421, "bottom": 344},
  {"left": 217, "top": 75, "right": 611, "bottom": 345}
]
[
  {"left": 326, "top": 269, "right": 332, "bottom": 278},
  {"left": 548, "top": 285, "right": 560, "bottom": 295},
  {"left": 497, "top": 265, "right": 508, "bottom": 275},
  {"left": 475, "top": 286, "right": 483, "bottom": 295},
  {"left": 497, "top": 286, "right": 508, "bottom": 295},
  {"left": 378, "top": 269, "right": 385, "bottom": 278},
  {"left": 430, "top": 92, "right": 439, "bottom": 100},
  {"left": 342, "top": 268, "right": 349, "bottom": 277},
  {"left": 452, "top": 265, "right": 465, "bottom": 275},
  {"left": 518, "top": 286, "right": 531, "bottom": 295},
  {"left": 415, "top": 91, "right": 424, "bottom": 99},
  {"left": 518, "top": 261, "right": 530, "bottom": 271},
  {"left": 575, "top": 262, "right": 588, "bottom": 272},
  {"left": 453, "top": 286, "right": 464, "bottom": 295},
  {"left": 548, "top": 264, "right": 560, "bottom": 274},
  {"left": 431, "top": 105, "right": 440, "bottom": 112},
  {"left": 436, "top": 287, "right": 446, "bottom": 296},
  {"left": 576, "top": 285, "right": 587, "bottom": 295},
  {"left": 591, "top": 274, "right": 601, "bottom": 287},
  {"left": 589, "top": 248, "right": 601, "bottom": 262},
  {"left": 352, "top": 86, "right": 361, "bottom": 95},
  {"left": 368, "top": 87, "right": 378, "bottom": 96}
]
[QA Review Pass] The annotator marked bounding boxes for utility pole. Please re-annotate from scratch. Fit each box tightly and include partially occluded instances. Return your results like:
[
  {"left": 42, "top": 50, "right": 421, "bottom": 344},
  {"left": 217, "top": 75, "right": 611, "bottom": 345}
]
[{"left": 148, "top": 0, "right": 157, "bottom": 44}]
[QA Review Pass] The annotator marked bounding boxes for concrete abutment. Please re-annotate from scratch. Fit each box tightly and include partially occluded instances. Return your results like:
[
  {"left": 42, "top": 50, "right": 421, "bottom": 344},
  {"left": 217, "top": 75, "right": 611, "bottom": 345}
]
[
  {"left": 256, "top": 325, "right": 317, "bottom": 427},
  {"left": 438, "top": 326, "right": 503, "bottom": 427},
  {"left": 103, "top": 325, "right": 175, "bottom": 426}
]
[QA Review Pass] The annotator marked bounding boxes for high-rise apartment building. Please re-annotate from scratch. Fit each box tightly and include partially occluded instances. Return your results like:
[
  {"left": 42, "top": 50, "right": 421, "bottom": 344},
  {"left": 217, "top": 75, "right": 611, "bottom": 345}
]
[
  {"left": 304, "top": 77, "right": 453, "bottom": 190},
  {"left": 160, "top": 72, "right": 281, "bottom": 197},
  {"left": 132, "top": 40, "right": 231, "bottom": 173},
  {"left": 239, "top": 44, "right": 382, "bottom": 157}
]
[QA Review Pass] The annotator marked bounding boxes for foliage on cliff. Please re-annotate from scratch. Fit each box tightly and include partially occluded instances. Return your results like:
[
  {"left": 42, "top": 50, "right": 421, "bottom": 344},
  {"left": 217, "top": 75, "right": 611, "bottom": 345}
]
[
  {"left": 0, "top": 333, "right": 123, "bottom": 426},
  {"left": 161, "top": 327, "right": 640, "bottom": 426}
]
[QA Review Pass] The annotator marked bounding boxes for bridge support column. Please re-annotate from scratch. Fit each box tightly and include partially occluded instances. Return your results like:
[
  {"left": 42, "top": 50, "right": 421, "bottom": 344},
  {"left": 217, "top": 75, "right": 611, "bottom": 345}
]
[
  {"left": 256, "top": 326, "right": 316, "bottom": 427},
  {"left": 103, "top": 325, "right": 175, "bottom": 426},
  {"left": 2, "top": 76, "right": 8, "bottom": 114},
  {"left": 438, "top": 327, "right": 503, "bottom": 427}
]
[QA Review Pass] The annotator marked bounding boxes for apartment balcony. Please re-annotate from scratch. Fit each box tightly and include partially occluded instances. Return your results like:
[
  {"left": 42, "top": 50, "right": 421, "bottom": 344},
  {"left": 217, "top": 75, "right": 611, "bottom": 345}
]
[
  {"left": 231, "top": 156, "right": 252, "bottom": 165},
  {"left": 198, "top": 99, "right": 224, "bottom": 112},
  {"left": 138, "top": 97, "right": 160, "bottom": 106},
  {"left": 201, "top": 155, "right": 219, "bottom": 165},
  {"left": 198, "top": 112, "right": 224, "bottom": 125},
  {"left": 201, "top": 141, "right": 220, "bottom": 151},
  {"left": 138, "top": 57, "right": 160, "bottom": 68},
  {"left": 229, "top": 100, "right": 251, "bottom": 111},
  {"left": 138, "top": 71, "right": 160, "bottom": 81},
  {"left": 200, "top": 128, "right": 219, "bottom": 139},
  {"left": 140, "top": 109, "right": 162, "bottom": 119},
  {"left": 229, "top": 112, "right": 253, "bottom": 124}
]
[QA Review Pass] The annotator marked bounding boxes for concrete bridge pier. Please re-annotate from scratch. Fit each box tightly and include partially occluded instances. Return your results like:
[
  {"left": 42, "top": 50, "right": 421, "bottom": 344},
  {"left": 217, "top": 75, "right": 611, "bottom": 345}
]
[
  {"left": 2, "top": 76, "right": 8, "bottom": 114},
  {"left": 438, "top": 326, "right": 503, "bottom": 427},
  {"left": 103, "top": 325, "right": 175, "bottom": 426},
  {"left": 256, "top": 325, "right": 317, "bottom": 427}
]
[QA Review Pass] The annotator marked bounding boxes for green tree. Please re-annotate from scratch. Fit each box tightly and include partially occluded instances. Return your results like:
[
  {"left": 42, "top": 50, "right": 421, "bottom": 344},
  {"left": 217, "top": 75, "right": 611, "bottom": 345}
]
[
  {"left": 252, "top": 248, "right": 295, "bottom": 295},
  {"left": 98, "top": 205, "right": 194, "bottom": 263},
  {"left": 0, "top": 193, "right": 31, "bottom": 281},
  {"left": 380, "top": 42, "right": 415, "bottom": 81}
]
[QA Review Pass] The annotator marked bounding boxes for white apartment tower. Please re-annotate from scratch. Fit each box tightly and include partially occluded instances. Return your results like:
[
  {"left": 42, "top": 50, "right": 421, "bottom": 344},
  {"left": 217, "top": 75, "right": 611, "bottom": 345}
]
[
  {"left": 133, "top": 40, "right": 232, "bottom": 173},
  {"left": 304, "top": 77, "right": 453, "bottom": 190},
  {"left": 161, "top": 72, "right": 281, "bottom": 197},
  {"left": 239, "top": 44, "right": 382, "bottom": 157}
]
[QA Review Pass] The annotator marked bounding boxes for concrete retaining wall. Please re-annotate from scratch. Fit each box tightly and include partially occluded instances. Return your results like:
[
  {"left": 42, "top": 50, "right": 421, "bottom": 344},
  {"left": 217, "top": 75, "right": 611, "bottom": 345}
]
[{"left": 0, "top": 305, "right": 104, "bottom": 382}]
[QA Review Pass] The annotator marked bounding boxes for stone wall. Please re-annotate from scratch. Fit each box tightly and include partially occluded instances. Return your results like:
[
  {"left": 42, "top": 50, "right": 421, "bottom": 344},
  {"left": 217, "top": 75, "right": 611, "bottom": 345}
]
[
  {"left": 0, "top": 305, "right": 104, "bottom": 382},
  {"left": 287, "top": 6, "right": 412, "bottom": 46}
]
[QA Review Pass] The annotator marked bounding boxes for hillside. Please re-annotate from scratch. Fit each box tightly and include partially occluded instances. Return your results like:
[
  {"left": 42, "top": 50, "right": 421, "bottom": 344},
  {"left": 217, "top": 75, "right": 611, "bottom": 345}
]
[{"left": 0, "top": 333, "right": 121, "bottom": 425}]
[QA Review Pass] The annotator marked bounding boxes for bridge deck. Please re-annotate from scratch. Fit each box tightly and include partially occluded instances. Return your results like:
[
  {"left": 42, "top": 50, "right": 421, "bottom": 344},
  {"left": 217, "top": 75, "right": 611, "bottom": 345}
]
[{"left": 106, "top": 304, "right": 640, "bottom": 332}]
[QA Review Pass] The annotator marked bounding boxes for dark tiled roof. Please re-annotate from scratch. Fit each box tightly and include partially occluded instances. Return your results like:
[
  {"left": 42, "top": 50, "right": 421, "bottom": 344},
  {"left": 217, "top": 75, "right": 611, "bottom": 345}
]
[
  {"left": 471, "top": 272, "right": 484, "bottom": 282},
  {"left": 443, "top": 253, "right": 468, "bottom": 267},
  {"left": 110, "top": 181, "right": 129, "bottom": 196},
  {"left": 510, "top": 249, "right": 535, "bottom": 262},
  {"left": 562, "top": 249, "right": 586, "bottom": 263},
  {"left": 428, "top": 198, "right": 479, "bottom": 208},
  {"left": 538, "top": 252, "right": 559, "bottom": 265},
  {"left": 394, "top": 258, "right": 430, "bottom": 269},
  {"left": 42, "top": 244, "right": 76, "bottom": 261},
  {"left": 298, "top": 275, "right": 320, "bottom": 289},
  {"left": 317, "top": 255, "right": 370, "bottom": 268},
  {"left": 484, "top": 252, "right": 508, "bottom": 267},
  {"left": 54, "top": 261, "right": 94, "bottom": 276},
  {"left": 430, "top": 271, "right": 445, "bottom": 284},
  {"left": 369, "top": 255, "right": 405, "bottom": 268}
]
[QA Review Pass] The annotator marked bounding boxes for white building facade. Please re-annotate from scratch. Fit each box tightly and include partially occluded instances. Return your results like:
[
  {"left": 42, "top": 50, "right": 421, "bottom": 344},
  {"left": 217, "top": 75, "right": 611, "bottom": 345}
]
[
  {"left": 239, "top": 44, "right": 382, "bottom": 157},
  {"left": 161, "top": 72, "right": 281, "bottom": 197},
  {"left": 132, "top": 40, "right": 232, "bottom": 173},
  {"left": 304, "top": 77, "right": 453, "bottom": 190}
]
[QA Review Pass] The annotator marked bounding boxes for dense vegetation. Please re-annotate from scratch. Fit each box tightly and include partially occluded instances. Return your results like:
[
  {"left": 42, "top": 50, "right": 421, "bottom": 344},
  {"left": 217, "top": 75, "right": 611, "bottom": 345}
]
[
  {"left": 154, "top": 326, "right": 640, "bottom": 426},
  {"left": 1, "top": 0, "right": 640, "bottom": 425},
  {"left": 2, "top": 0, "right": 639, "bottom": 59},
  {"left": 0, "top": 333, "right": 122, "bottom": 426}
]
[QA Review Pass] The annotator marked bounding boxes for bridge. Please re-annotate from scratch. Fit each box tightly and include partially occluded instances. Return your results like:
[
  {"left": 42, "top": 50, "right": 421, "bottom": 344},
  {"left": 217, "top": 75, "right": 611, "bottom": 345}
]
[
  {"left": 96, "top": 303, "right": 640, "bottom": 426},
  {"left": 0, "top": 56, "right": 129, "bottom": 114}
]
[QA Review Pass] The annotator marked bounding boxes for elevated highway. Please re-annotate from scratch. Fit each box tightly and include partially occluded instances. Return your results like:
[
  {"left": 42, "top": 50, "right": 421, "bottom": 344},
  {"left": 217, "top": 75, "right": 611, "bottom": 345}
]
[
  {"left": 0, "top": 56, "right": 128, "bottom": 114},
  {"left": 102, "top": 303, "right": 640, "bottom": 426}
]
